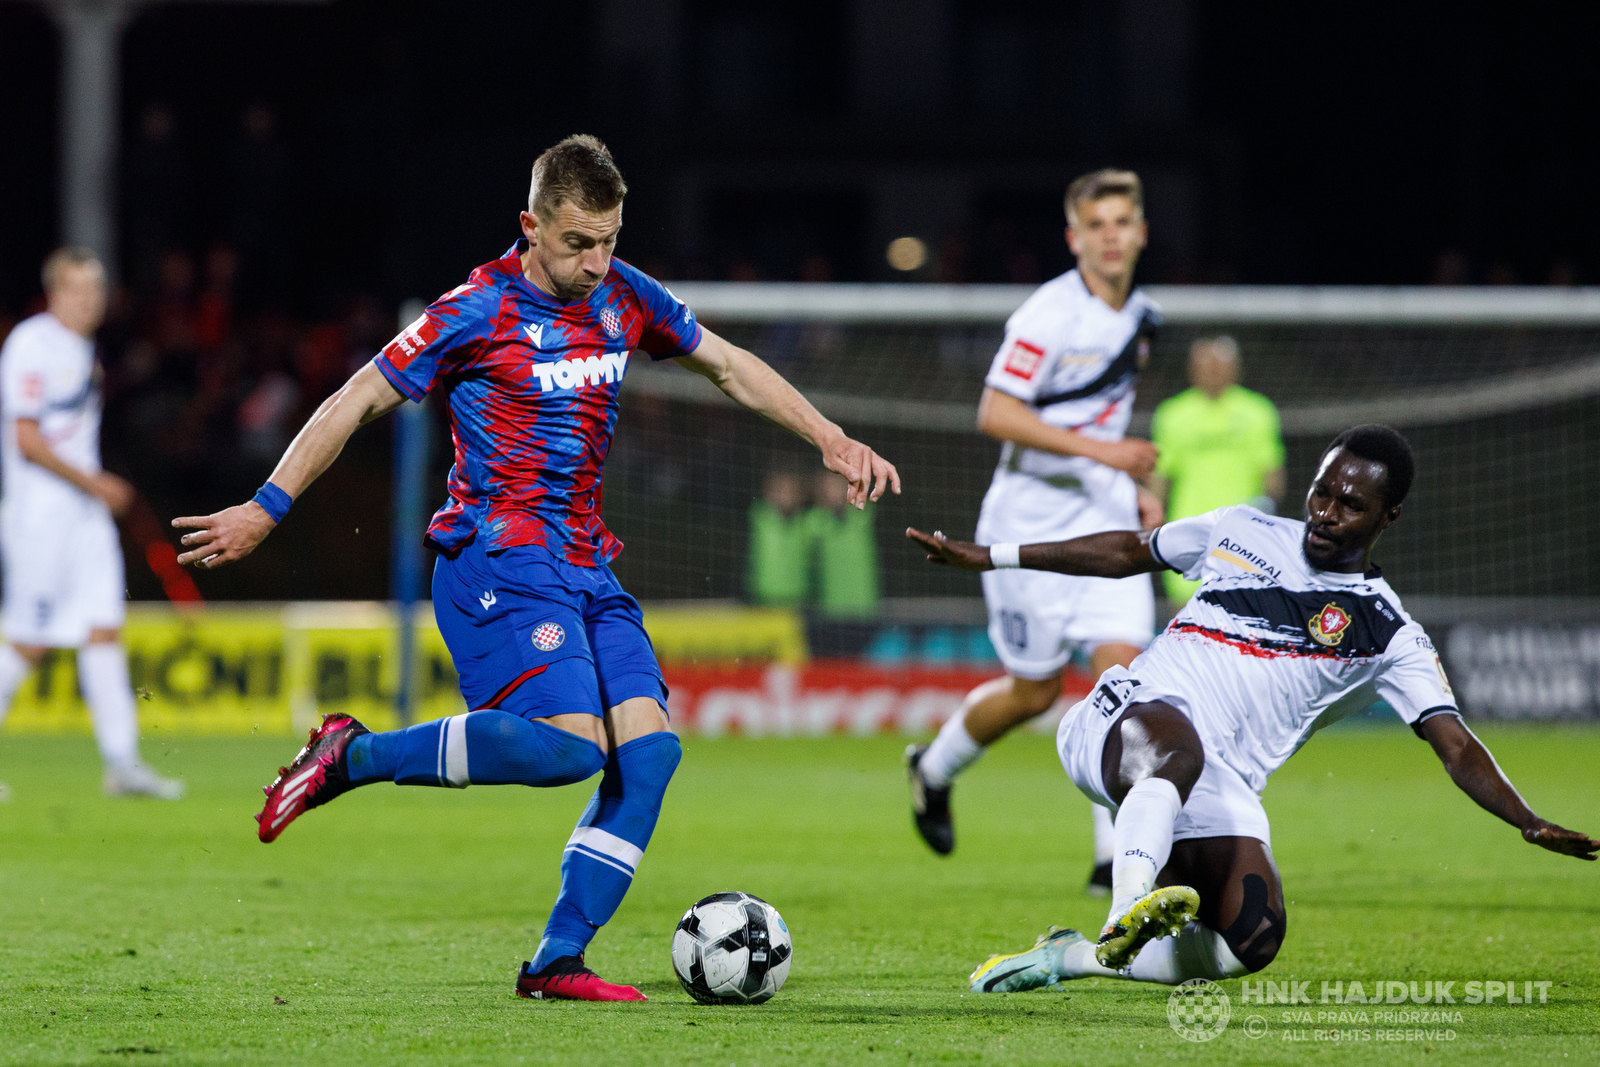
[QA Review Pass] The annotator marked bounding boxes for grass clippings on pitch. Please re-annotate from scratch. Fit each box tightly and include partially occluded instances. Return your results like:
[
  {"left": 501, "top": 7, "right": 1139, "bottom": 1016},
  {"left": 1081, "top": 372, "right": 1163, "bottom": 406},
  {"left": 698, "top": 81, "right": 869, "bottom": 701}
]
[{"left": 1, "top": 724, "right": 1596, "bottom": 1066}]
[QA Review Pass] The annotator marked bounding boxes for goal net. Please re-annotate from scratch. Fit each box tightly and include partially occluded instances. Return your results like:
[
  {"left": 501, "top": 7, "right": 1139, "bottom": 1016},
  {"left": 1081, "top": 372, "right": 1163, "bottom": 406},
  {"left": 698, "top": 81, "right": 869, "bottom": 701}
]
[{"left": 604, "top": 283, "right": 1600, "bottom": 721}]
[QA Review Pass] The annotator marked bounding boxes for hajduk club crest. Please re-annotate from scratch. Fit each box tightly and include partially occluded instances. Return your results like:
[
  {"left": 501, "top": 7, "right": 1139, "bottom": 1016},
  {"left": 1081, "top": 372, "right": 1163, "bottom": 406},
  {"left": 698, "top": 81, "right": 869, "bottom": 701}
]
[
  {"left": 1308, "top": 603, "right": 1351, "bottom": 647},
  {"left": 532, "top": 622, "right": 566, "bottom": 652},
  {"left": 600, "top": 307, "right": 623, "bottom": 339}
]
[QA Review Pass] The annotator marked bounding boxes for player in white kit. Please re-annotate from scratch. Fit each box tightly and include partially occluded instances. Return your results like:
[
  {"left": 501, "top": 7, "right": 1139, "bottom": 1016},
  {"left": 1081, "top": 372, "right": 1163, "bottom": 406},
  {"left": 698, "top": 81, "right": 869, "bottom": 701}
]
[
  {"left": 907, "top": 170, "right": 1163, "bottom": 890},
  {"left": 0, "top": 249, "right": 183, "bottom": 800},
  {"left": 910, "top": 425, "right": 1596, "bottom": 991}
]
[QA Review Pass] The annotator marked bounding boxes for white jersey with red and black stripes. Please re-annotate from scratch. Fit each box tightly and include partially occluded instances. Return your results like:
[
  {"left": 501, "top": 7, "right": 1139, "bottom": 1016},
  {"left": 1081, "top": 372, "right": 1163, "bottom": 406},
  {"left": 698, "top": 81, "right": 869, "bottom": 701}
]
[
  {"left": 977, "top": 269, "right": 1161, "bottom": 545},
  {"left": 1133, "top": 505, "right": 1459, "bottom": 792}
]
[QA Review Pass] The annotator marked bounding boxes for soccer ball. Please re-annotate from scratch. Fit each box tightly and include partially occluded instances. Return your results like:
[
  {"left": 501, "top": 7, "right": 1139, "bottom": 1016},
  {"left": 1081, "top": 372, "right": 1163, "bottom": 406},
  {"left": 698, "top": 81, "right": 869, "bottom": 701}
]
[{"left": 671, "top": 891, "right": 792, "bottom": 1004}]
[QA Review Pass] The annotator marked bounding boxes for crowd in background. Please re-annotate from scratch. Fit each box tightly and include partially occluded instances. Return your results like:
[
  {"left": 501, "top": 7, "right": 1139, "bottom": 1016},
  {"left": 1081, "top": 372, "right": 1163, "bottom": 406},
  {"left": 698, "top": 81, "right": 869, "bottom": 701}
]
[{"left": 0, "top": 245, "right": 390, "bottom": 508}]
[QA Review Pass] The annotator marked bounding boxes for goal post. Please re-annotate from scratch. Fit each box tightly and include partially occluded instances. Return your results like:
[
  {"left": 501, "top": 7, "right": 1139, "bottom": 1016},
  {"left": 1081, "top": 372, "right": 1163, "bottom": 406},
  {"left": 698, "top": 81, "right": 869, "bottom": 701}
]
[{"left": 603, "top": 283, "right": 1600, "bottom": 722}]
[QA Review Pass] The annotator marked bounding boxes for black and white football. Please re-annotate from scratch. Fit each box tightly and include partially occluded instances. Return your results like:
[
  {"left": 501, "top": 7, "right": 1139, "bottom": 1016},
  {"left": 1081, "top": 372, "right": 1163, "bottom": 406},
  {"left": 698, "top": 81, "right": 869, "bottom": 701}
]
[{"left": 671, "top": 891, "right": 792, "bottom": 1004}]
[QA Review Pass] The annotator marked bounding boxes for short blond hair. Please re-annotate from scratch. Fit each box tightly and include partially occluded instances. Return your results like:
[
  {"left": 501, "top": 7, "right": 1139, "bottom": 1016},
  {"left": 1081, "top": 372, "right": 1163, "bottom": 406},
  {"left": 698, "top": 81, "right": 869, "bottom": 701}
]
[
  {"left": 41, "top": 247, "right": 102, "bottom": 291},
  {"left": 1064, "top": 169, "right": 1143, "bottom": 223},
  {"left": 528, "top": 134, "right": 628, "bottom": 219}
]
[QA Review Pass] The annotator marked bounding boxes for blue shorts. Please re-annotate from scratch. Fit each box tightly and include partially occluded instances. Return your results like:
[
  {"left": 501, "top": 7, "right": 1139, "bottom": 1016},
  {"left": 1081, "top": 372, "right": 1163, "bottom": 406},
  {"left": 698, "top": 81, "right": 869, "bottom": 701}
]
[{"left": 432, "top": 539, "right": 667, "bottom": 721}]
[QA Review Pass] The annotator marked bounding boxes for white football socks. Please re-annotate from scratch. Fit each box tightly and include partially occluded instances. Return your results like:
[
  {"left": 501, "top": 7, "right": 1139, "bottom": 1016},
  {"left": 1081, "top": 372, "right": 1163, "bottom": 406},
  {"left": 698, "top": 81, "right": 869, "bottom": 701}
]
[
  {"left": 1108, "top": 777, "right": 1183, "bottom": 919},
  {"left": 0, "top": 644, "right": 31, "bottom": 728},
  {"left": 1059, "top": 921, "right": 1247, "bottom": 984},
  {"left": 1092, "top": 802, "right": 1116, "bottom": 865},
  {"left": 78, "top": 643, "right": 140, "bottom": 769},
  {"left": 1128, "top": 922, "right": 1250, "bottom": 982},
  {"left": 919, "top": 710, "right": 984, "bottom": 788}
]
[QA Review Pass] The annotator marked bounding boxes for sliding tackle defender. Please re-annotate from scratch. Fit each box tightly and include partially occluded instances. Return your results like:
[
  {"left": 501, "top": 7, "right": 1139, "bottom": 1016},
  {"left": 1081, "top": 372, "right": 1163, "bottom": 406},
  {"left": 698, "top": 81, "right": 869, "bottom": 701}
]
[{"left": 909, "top": 424, "right": 1594, "bottom": 992}]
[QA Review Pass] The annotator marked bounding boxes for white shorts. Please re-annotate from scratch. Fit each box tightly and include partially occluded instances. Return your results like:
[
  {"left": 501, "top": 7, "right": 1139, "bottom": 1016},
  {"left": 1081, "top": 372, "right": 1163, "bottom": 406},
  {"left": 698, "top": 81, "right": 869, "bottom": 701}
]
[
  {"left": 1055, "top": 666, "right": 1271, "bottom": 846},
  {"left": 982, "top": 566, "right": 1155, "bottom": 680},
  {"left": 1, "top": 508, "right": 126, "bottom": 647}
]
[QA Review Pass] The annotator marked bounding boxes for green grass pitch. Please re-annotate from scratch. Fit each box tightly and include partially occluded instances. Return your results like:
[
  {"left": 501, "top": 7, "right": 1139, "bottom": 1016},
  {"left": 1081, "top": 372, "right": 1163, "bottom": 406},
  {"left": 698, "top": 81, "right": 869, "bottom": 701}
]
[{"left": 2, "top": 723, "right": 1596, "bottom": 1065}]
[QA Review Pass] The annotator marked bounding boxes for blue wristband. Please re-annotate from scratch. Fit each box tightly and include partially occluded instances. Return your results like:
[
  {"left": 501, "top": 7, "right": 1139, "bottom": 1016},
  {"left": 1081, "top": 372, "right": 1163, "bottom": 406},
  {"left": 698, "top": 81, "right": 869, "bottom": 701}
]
[{"left": 252, "top": 482, "right": 293, "bottom": 524}]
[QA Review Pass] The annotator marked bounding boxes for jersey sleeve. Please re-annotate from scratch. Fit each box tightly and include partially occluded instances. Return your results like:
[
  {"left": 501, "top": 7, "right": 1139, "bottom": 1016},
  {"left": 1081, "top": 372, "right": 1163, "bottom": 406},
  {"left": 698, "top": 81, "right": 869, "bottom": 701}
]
[
  {"left": 372, "top": 282, "right": 490, "bottom": 401},
  {"left": 1147, "top": 506, "right": 1230, "bottom": 578},
  {"left": 0, "top": 329, "right": 51, "bottom": 420},
  {"left": 618, "top": 264, "right": 702, "bottom": 360},
  {"left": 983, "top": 302, "right": 1059, "bottom": 403},
  {"left": 1374, "top": 623, "right": 1460, "bottom": 736}
]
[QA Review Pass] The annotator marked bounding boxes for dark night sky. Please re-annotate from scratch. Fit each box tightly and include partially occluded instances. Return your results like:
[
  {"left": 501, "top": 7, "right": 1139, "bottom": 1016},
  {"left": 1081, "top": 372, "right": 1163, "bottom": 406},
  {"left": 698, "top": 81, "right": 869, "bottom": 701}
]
[{"left": 1, "top": 0, "right": 1597, "bottom": 314}]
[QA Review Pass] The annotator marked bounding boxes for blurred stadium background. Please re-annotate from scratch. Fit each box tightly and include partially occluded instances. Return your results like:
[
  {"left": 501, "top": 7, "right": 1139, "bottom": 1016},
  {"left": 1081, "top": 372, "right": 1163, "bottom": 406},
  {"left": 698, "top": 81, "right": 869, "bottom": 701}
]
[{"left": 2, "top": 0, "right": 1598, "bottom": 740}]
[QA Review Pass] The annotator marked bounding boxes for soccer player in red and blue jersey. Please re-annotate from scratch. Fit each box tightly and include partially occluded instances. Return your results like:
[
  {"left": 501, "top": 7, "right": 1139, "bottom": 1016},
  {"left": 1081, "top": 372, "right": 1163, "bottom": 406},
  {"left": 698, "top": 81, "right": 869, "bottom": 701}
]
[{"left": 172, "top": 136, "right": 899, "bottom": 1002}]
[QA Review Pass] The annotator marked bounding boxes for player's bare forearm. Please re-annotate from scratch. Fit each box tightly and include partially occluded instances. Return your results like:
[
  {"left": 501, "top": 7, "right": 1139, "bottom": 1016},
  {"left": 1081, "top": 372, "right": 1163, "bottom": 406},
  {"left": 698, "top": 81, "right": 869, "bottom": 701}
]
[
  {"left": 682, "top": 329, "right": 901, "bottom": 506},
  {"left": 172, "top": 363, "right": 406, "bottom": 568},
  {"left": 978, "top": 388, "right": 1094, "bottom": 456},
  {"left": 683, "top": 333, "right": 833, "bottom": 445},
  {"left": 906, "top": 527, "right": 1160, "bottom": 578},
  {"left": 267, "top": 362, "right": 407, "bottom": 497},
  {"left": 978, "top": 389, "right": 1157, "bottom": 479},
  {"left": 1421, "top": 714, "right": 1598, "bottom": 860},
  {"left": 16, "top": 418, "right": 133, "bottom": 514},
  {"left": 1136, "top": 485, "right": 1165, "bottom": 529},
  {"left": 16, "top": 419, "right": 94, "bottom": 492}
]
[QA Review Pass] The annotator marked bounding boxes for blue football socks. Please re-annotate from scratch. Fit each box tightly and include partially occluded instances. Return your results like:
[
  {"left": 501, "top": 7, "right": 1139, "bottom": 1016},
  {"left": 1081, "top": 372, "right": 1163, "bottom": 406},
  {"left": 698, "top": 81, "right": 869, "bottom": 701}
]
[
  {"left": 345, "top": 711, "right": 606, "bottom": 789},
  {"left": 530, "top": 731, "right": 683, "bottom": 970}
]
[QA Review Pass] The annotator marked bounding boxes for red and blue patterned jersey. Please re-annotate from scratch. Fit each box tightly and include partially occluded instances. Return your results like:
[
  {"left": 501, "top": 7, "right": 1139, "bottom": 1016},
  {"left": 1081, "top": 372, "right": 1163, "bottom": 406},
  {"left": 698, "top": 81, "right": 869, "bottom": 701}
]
[{"left": 373, "top": 241, "right": 702, "bottom": 566}]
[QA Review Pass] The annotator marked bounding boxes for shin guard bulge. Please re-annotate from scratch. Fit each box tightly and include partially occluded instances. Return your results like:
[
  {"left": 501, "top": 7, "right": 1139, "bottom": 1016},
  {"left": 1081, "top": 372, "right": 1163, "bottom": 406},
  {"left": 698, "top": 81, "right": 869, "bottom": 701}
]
[
  {"left": 532, "top": 731, "right": 683, "bottom": 969},
  {"left": 1109, "top": 776, "right": 1183, "bottom": 918}
]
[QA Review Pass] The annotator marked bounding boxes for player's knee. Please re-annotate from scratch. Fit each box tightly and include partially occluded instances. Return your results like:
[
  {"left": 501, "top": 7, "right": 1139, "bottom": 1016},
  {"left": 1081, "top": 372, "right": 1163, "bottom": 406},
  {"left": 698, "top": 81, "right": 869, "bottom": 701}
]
[
  {"left": 606, "top": 730, "right": 682, "bottom": 810},
  {"left": 1135, "top": 706, "right": 1205, "bottom": 798},
  {"left": 572, "top": 738, "right": 609, "bottom": 782},
  {"left": 1227, "top": 928, "right": 1282, "bottom": 973},
  {"left": 1221, "top": 872, "right": 1287, "bottom": 973},
  {"left": 1009, "top": 674, "right": 1061, "bottom": 715},
  {"left": 619, "top": 728, "right": 682, "bottom": 782},
  {"left": 1159, "top": 745, "right": 1205, "bottom": 799},
  {"left": 532, "top": 718, "right": 608, "bottom": 786}
]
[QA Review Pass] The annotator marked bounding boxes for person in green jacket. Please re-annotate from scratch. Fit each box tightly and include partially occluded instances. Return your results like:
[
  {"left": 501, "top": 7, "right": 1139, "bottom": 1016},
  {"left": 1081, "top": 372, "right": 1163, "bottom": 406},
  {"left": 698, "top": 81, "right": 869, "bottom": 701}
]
[
  {"left": 806, "top": 470, "right": 880, "bottom": 619},
  {"left": 747, "top": 469, "right": 811, "bottom": 607},
  {"left": 1150, "top": 336, "right": 1285, "bottom": 604}
]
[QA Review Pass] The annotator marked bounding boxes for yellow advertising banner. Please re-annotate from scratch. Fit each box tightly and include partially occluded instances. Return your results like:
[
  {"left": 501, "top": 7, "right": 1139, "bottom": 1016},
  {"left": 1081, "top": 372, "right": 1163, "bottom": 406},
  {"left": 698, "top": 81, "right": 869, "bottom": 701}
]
[
  {"left": 1, "top": 603, "right": 467, "bottom": 738},
  {"left": 0, "top": 601, "right": 807, "bottom": 737}
]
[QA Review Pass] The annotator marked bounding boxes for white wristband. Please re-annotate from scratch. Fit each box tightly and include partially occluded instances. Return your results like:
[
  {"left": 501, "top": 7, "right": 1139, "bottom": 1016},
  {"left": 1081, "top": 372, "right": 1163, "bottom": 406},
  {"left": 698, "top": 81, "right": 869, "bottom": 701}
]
[{"left": 988, "top": 543, "right": 1021, "bottom": 569}]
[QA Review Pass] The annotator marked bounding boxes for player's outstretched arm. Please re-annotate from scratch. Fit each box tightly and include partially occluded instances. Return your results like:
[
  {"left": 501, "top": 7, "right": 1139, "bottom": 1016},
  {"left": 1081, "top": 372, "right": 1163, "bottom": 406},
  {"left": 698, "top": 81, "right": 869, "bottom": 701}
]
[
  {"left": 1419, "top": 714, "right": 1598, "bottom": 861},
  {"left": 172, "top": 362, "right": 407, "bottom": 569},
  {"left": 905, "top": 527, "right": 1161, "bottom": 578},
  {"left": 979, "top": 388, "right": 1158, "bottom": 480},
  {"left": 679, "top": 327, "right": 900, "bottom": 508}
]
